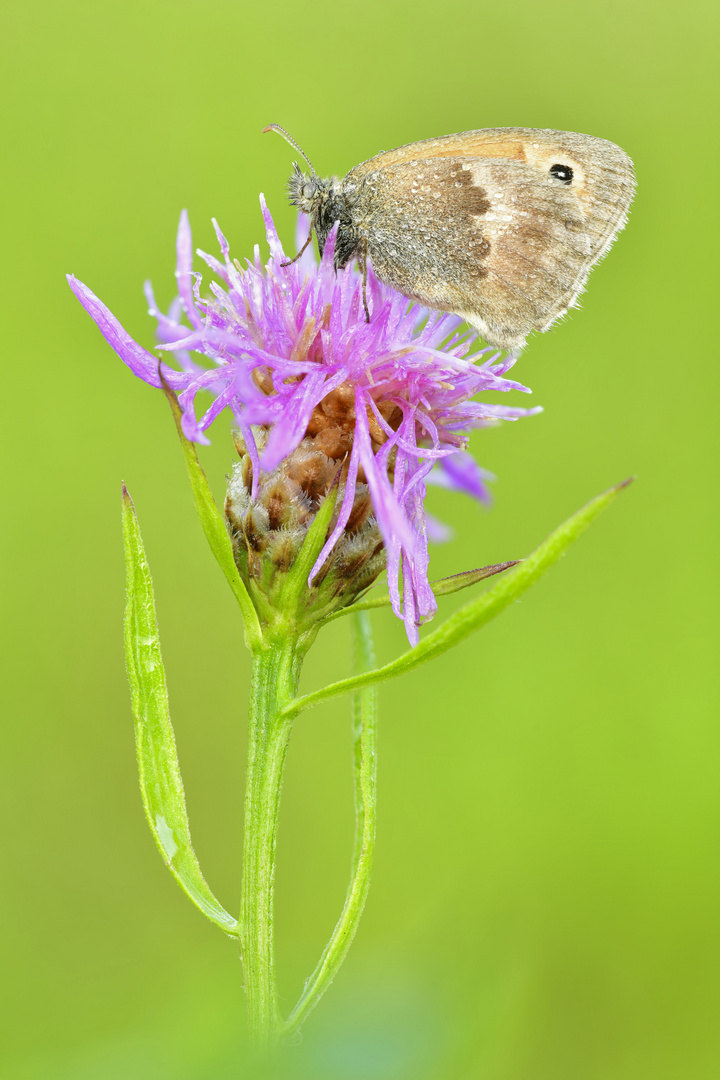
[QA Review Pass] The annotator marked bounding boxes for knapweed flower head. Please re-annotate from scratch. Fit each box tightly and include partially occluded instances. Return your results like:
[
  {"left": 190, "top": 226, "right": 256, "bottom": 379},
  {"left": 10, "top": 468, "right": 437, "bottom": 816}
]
[{"left": 68, "top": 199, "right": 540, "bottom": 643}]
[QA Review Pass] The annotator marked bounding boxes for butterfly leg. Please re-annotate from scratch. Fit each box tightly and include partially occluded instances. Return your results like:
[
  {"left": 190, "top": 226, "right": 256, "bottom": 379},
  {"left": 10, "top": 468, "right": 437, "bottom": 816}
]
[
  {"left": 280, "top": 212, "right": 318, "bottom": 268},
  {"left": 359, "top": 238, "right": 370, "bottom": 322}
]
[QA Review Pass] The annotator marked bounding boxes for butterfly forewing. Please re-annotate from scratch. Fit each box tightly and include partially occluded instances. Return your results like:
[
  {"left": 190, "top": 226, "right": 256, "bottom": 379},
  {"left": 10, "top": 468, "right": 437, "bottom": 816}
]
[{"left": 343, "top": 128, "right": 635, "bottom": 348}]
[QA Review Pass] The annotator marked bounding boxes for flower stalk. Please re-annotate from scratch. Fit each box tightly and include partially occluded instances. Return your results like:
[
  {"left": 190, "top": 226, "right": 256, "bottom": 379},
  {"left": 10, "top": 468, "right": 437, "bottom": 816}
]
[
  {"left": 239, "top": 639, "right": 302, "bottom": 1045},
  {"left": 237, "top": 608, "right": 380, "bottom": 1046}
]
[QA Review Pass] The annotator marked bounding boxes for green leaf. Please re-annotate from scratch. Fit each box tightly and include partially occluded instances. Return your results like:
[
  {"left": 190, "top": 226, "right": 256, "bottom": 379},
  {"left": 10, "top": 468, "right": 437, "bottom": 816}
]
[
  {"left": 122, "top": 485, "right": 239, "bottom": 936},
  {"left": 161, "top": 385, "right": 261, "bottom": 649},
  {"left": 323, "top": 560, "right": 520, "bottom": 622},
  {"left": 281, "top": 610, "right": 378, "bottom": 1036},
  {"left": 429, "top": 561, "right": 521, "bottom": 596},
  {"left": 283, "top": 479, "right": 633, "bottom": 718}
]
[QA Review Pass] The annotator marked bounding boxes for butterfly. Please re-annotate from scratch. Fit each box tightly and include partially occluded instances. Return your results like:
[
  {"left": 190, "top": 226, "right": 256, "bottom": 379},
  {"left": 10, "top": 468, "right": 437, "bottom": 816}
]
[{"left": 264, "top": 124, "right": 635, "bottom": 350}]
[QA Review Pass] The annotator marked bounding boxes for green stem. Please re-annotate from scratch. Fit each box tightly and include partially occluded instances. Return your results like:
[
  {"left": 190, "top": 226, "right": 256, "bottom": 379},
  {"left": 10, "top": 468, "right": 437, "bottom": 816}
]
[
  {"left": 281, "top": 610, "right": 378, "bottom": 1038},
  {"left": 239, "top": 639, "right": 303, "bottom": 1047}
]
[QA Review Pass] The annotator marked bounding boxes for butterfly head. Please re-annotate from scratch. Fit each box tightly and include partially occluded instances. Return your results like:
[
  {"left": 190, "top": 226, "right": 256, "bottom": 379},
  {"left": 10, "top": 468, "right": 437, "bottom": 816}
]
[
  {"left": 286, "top": 163, "right": 354, "bottom": 263},
  {"left": 286, "top": 162, "right": 330, "bottom": 217}
]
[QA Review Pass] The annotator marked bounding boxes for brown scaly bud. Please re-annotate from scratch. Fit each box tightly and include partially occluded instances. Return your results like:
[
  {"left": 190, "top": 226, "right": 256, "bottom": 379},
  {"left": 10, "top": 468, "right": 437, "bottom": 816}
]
[{"left": 225, "top": 428, "right": 386, "bottom": 633}]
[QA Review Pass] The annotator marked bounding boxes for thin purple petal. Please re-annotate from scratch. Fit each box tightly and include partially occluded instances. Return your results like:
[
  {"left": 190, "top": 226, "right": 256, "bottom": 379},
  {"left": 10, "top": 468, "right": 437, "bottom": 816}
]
[
  {"left": 67, "top": 275, "right": 185, "bottom": 390},
  {"left": 438, "top": 451, "right": 494, "bottom": 505},
  {"left": 175, "top": 210, "right": 204, "bottom": 331}
]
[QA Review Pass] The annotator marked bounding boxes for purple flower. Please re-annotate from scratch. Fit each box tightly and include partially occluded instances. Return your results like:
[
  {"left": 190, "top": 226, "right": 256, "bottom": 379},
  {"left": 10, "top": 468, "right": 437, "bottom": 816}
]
[{"left": 68, "top": 200, "right": 540, "bottom": 644}]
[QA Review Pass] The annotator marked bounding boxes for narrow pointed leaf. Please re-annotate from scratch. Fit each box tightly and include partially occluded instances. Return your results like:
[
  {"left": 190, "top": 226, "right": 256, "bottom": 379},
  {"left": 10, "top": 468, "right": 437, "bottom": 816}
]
[
  {"left": 122, "top": 485, "right": 239, "bottom": 936},
  {"left": 324, "top": 560, "right": 520, "bottom": 622},
  {"left": 284, "top": 479, "right": 633, "bottom": 718},
  {"left": 430, "top": 561, "right": 521, "bottom": 595},
  {"left": 161, "top": 386, "right": 261, "bottom": 647},
  {"left": 282, "top": 610, "right": 378, "bottom": 1036}
]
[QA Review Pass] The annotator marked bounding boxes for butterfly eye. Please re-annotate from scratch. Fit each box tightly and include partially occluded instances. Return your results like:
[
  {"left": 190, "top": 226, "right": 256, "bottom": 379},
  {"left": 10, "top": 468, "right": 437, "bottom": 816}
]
[{"left": 549, "top": 164, "right": 574, "bottom": 184}]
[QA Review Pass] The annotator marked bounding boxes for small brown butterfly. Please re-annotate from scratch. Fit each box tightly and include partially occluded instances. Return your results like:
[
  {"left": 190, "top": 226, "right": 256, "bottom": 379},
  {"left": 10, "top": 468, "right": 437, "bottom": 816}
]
[{"left": 264, "top": 124, "right": 635, "bottom": 350}]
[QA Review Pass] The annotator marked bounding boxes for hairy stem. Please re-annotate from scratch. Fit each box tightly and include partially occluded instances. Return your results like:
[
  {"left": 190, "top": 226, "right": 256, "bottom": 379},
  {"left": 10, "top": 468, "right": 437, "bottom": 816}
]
[{"left": 239, "top": 639, "right": 302, "bottom": 1047}]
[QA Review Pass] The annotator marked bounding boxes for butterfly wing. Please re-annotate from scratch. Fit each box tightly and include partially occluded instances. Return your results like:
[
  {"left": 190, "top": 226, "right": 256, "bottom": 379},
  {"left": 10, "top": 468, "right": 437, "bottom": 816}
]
[{"left": 345, "top": 128, "right": 635, "bottom": 348}]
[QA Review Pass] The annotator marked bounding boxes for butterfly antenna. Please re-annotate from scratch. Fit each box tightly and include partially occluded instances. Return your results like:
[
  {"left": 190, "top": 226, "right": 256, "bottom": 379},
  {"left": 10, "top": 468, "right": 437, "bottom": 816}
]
[{"left": 262, "top": 123, "right": 317, "bottom": 175}]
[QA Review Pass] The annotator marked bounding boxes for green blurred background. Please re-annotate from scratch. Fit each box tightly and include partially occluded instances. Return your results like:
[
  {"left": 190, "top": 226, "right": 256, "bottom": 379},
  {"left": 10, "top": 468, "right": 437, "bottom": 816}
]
[{"left": 2, "top": 0, "right": 718, "bottom": 1076}]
